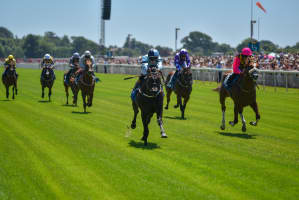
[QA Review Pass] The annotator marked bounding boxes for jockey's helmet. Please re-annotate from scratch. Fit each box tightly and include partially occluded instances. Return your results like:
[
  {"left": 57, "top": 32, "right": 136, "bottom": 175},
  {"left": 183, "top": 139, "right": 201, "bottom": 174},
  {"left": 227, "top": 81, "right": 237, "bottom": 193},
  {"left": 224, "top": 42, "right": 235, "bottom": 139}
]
[
  {"left": 84, "top": 50, "right": 91, "bottom": 59},
  {"left": 241, "top": 48, "right": 252, "bottom": 56},
  {"left": 148, "top": 49, "right": 159, "bottom": 67},
  {"left": 73, "top": 52, "right": 80, "bottom": 59},
  {"left": 8, "top": 55, "right": 14, "bottom": 60},
  {"left": 179, "top": 49, "right": 188, "bottom": 60}
]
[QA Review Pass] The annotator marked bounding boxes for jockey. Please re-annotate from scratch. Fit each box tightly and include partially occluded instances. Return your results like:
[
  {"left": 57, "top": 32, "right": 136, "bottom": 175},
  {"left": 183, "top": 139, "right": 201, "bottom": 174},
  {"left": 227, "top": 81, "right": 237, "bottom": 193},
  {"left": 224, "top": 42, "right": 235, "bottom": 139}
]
[
  {"left": 167, "top": 48, "right": 191, "bottom": 88},
  {"left": 3, "top": 55, "right": 18, "bottom": 78},
  {"left": 77, "top": 50, "right": 99, "bottom": 83},
  {"left": 131, "top": 49, "right": 162, "bottom": 100},
  {"left": 224, "top": 47, "right": 252, "bottom": 92},
  {"left": 65, "top": 52, "right": 80, "bottom": 84},
  {"left": 40, "top": 53, "right": 55, "bottom": 80}
]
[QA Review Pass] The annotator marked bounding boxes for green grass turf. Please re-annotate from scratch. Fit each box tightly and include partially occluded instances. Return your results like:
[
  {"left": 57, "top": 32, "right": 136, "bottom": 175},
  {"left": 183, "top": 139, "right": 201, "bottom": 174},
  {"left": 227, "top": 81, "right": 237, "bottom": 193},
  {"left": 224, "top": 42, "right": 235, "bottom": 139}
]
[{"left": 0, "top": 68, "right": 298, "bottom": 200}]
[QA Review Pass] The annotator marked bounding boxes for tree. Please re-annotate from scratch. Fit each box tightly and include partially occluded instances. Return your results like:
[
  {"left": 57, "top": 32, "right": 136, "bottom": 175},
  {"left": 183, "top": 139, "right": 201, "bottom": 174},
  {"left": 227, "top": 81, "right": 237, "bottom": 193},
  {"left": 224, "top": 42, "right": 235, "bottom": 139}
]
[
  {"left": 155, "top": 46, "right": 172, "bottom": 57},
  {"left": 260, "top": 40, "right": 279, "bottom": 53},
  {"left": 23, "top": 34, "right": 40, "bottom": 58},
  {"left": 181, "top": 31, "right": 215, "bottom": 55},
  {"left": 0, "top": 27, "right": 13, "bottom": 38}
]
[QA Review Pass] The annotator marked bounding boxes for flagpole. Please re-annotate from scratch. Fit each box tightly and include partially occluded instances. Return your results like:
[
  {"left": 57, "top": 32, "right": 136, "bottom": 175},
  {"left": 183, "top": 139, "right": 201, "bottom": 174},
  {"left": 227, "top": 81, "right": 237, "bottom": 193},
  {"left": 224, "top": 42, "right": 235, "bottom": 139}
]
[{"left": 250, "top": 0, "right": 253, "bottom": 42}]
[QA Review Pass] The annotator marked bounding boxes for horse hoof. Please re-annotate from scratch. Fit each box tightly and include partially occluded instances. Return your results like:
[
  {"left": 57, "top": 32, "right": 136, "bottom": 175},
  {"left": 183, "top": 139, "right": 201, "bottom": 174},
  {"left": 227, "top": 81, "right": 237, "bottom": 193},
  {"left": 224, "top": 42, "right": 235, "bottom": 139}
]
[
  {"left": 174, "top": 105, "right": 179, "bottom": 109},
  {"left": 229, "top": 121, "right": 235, "bottom": 127},
  {"left": 242, "top": 126, "right": 246, "bottom": 132},
  {"left": 161, "top": 133, "right": 168, "bottom": 138},
  {"left": 164, "top": 106, "right": 168, "bottom": 110},
  {"left": 131, "top": 123, "right": 136, "bottom": 129},
  {"left": 220, "top": 125, "right": 225, "bottom": 130},
  {"left": 249, "top": 121, "right": 257, "bottom": 126},
  {"left": 144, "top": 140, "right": 148, "bottom": 146}
]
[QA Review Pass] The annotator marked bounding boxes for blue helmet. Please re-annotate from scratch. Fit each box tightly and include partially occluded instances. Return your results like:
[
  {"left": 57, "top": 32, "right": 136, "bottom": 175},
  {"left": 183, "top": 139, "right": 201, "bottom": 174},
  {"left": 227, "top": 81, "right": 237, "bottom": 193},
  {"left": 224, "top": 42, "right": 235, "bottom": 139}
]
[
  {"left": 73, "top": 52, "right": 80, "bottom": 58},
  {"left": 44, "top": 53, "right": 51, "bottom": 60},
  {"left": 148, "top": 49, "right": 159, "bottom": 59}
]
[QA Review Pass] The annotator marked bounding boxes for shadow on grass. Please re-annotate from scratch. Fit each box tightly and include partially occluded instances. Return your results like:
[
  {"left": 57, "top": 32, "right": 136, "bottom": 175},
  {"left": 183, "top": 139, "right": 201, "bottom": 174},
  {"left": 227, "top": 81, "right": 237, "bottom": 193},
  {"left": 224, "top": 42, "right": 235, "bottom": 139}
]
[
  {"left": 61, "top": 104, "right": 77, "bottom": 107},
  {"left": 72, "top": 111, "right": 91, "bottom": 114},
  {"left": 0, "top": 99, "right": 10, "bottom": 101},
  {"left": 128, "top": 140, "right": 160, "bottom": 150},
  {"left": 217, "top": 131, "right": 256, "bottom": 139},
  {"left": 164, "top": 116, "right": 186, "bottom": 120},
  {"left": 38, "top": 100, "right": 50, "bottom": 103}
]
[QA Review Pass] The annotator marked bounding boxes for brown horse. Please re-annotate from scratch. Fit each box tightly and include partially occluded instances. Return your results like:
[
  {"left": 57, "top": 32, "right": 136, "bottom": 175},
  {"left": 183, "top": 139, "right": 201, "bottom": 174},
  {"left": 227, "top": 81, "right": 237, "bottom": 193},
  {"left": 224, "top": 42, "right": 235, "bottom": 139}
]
[
  {"left": 219, "top": 66, "right": 260, "bottom": 132},
  {"left": 165, "top": 67, "right": 193, "bottom": 119},
  {"left": 2, "top": 65, "right": 18, "bottom": 99},
  {"left": 63, "top": 69, "right": 78, "bottom": 105},
  {"left": 131, "top": 69, "right": 167, "bottom": 146},
  {"left": 40, "top": 66, "right": 55, "bottom": 101},
  {"left": 77, "top": 61, "right": 95, "bottom": 113}
]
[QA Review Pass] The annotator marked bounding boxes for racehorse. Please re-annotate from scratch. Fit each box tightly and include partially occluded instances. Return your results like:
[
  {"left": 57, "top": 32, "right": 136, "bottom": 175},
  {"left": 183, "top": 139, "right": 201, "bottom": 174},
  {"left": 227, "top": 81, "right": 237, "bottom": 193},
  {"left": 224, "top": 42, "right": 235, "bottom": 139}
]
[
  {"left": 219, "top": 66, "right": 260, "bottom": 132},
  {"left": 40, "top": 66, "right": 55, "bottom": 101},
  {"left": 131, "top": 68, "right": 167, "bottom": 146},
  {"left": 77, "top": 60, "right": 95, "bottom": 113},
  {"left": 2, "top": 65, "right": 18, "bottom": 99},
  {"left": 164, "top": 67, "right": 193, "bottom": 119},
  {"left": 63, "top": 70, "right": 78, "bottom": 105}
]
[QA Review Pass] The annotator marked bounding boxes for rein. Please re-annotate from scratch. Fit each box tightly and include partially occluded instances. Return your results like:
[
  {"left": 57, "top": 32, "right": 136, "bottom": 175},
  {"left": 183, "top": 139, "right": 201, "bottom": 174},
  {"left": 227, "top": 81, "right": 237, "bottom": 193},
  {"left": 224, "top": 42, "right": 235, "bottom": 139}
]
[{"left": 138, "top": 86, "right": 162, "bottom": 98}]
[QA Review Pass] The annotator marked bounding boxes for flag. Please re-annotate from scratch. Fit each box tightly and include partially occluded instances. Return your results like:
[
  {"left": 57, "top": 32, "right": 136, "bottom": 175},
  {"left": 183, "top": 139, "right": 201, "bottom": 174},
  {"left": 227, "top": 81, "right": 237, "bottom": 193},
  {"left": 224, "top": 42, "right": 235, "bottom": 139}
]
[{"left": 256, "top": 2, "right": 266, "bottom": 13}]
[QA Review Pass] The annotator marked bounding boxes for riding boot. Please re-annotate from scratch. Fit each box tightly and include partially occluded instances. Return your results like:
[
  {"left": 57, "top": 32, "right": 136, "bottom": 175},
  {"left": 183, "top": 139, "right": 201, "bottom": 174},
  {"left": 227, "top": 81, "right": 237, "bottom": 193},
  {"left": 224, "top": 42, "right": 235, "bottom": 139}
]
[
  {"left": 65, "top": 69, "right": 73, "bottom": 84},
  {"left": 167, "top": 70, "right": 178, "bottom": 88},
  {"left": 131, "top": 76, "right": 144, "bottom": 101},
  {"left": 91, "top": 71, "right": 100, "bottom": 83}
]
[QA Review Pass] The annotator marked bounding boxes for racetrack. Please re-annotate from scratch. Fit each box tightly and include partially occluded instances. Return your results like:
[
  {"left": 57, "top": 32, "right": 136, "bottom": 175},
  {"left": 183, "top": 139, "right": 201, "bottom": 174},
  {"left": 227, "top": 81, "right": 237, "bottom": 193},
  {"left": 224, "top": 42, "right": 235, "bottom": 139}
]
[{"left": 0, "top": 68, "right": 298, "bottom": 200}]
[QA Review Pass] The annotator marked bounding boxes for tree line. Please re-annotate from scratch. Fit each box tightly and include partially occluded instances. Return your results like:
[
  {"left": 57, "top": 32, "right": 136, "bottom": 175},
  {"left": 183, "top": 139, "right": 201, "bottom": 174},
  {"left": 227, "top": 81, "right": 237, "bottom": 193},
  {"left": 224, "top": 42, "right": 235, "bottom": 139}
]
[{"left": 0, "top": 27, "right": 298, "bottom": 58}]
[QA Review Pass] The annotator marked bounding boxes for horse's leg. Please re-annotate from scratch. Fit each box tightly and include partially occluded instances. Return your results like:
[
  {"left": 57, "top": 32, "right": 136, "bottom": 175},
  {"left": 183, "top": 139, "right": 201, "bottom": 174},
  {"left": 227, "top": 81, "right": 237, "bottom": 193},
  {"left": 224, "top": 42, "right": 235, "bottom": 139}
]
[
  {"left": 6, "top": 85, "right": 9, "bottom": 99},
  {"left": 164, "top": 88, "right": 172, "bottom": 110},
  {"left": 229, "top": 104, "right": 239, "bottom": 127},
  {"left": 239, "top": 108, "right": 246, "bottom": 132},
  {"left": 220, "top": 89, "right": 226, "bottom": 130},
  {"left": 141, "top": 112, "right": 149, "bottom": 146},
  {"left": 157, "top": 112, "right": 167, "bottom": 138},
  {"left": 249, "top": 101, "right": 260, "bottom": 126},
  {"left": 82, "top": 91, "right": 87, "bottom": 113},
  {"left": 181, "top": 95, "right": 190, "bottom": 119},
  {"left": 41, "top": 85, "right": 45, "bottom": 98},
  {"left": 12, "top": 86, "right": 15, "bottom": 100},
  {"left": 65, "top": 84, "right": 69, "bottom": 105},
  {"left": 15, "top": 80, "right": 18, "bottom": 95},
  {"left": 48, "top": 86, "right": 52, "bottom": 102},
  {"left": 131, "top": 101, "right": 139, "bottom": 129},
  {"left": 174, "top": 94, "right": 181, "bottom": 109}
]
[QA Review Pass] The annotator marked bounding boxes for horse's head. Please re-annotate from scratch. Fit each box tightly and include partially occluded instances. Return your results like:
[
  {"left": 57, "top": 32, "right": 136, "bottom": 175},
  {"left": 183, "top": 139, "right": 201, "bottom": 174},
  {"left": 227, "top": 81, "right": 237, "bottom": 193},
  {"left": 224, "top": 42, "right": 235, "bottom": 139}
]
[
  {"left": 144, "top": 70, "right": 162, "bottom": 96},
  {"left": 43, "top": 65, "right": 53, "bottom": 80},
  {"left": 243, "top": 65, "right": 259, "bottom": 83},
  {"left": 7, "top": 65, "right": 16, "bottom": 77},
  {"left": 84, "top": 59, "right": 94, "bottom": 75},
  {"left": 178, "top": 67, "right": 193, "bottom": 86}
]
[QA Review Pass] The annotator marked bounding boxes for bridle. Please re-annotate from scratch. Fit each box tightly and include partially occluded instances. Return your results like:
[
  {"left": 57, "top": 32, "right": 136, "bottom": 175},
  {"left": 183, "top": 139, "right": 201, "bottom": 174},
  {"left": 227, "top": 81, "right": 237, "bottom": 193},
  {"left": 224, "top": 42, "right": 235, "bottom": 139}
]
[{"left": 139, "top": 71, "right": 162, "bottom": 98}]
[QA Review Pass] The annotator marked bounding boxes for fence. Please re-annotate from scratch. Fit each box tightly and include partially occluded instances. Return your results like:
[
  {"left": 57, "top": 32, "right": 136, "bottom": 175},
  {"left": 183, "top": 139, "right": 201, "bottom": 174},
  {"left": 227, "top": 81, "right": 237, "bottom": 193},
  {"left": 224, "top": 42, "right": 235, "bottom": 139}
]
[{"left": 10, "top": 63, "right": 299, "bottom": 89}]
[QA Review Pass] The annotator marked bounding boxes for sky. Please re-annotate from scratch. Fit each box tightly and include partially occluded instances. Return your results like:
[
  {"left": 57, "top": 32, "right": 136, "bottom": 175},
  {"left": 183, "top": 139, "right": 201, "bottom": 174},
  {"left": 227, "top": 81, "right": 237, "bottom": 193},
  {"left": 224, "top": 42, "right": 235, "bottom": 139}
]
[{"left": 1, "top": 0, "right": 298, "bottom": 49}]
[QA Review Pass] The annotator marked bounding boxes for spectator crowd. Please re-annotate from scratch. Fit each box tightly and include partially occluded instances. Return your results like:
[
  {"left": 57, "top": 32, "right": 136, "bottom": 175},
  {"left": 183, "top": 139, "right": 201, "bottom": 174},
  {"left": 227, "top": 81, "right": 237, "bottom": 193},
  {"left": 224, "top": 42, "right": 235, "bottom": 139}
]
[{"left": 1, "top": 53, "right": 299, "bottom": 71}]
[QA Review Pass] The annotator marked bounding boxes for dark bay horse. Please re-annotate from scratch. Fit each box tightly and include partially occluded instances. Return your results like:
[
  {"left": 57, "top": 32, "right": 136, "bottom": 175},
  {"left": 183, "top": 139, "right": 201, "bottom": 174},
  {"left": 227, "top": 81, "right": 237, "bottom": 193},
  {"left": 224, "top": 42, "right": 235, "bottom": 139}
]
[
  {"left": 2, "top": 65, "right": 18, "bottom": 99},
  {"left": 165, "top": 67, "right": 193, "bottom": 119},
  {"left": 63, "top": 69, "right": 78, "bottom": 105},
  {"left": 219, "top": 66, "right": 260, "bottom": 132},
  {"left": 77, "top": 62, "right": 95, "bottom": 113},
  {"left": 131, "top": 69, "right": 167, "bottom": 146},
  {"left": 40, "top": 66, "right": 55, "bottom": 101}
]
